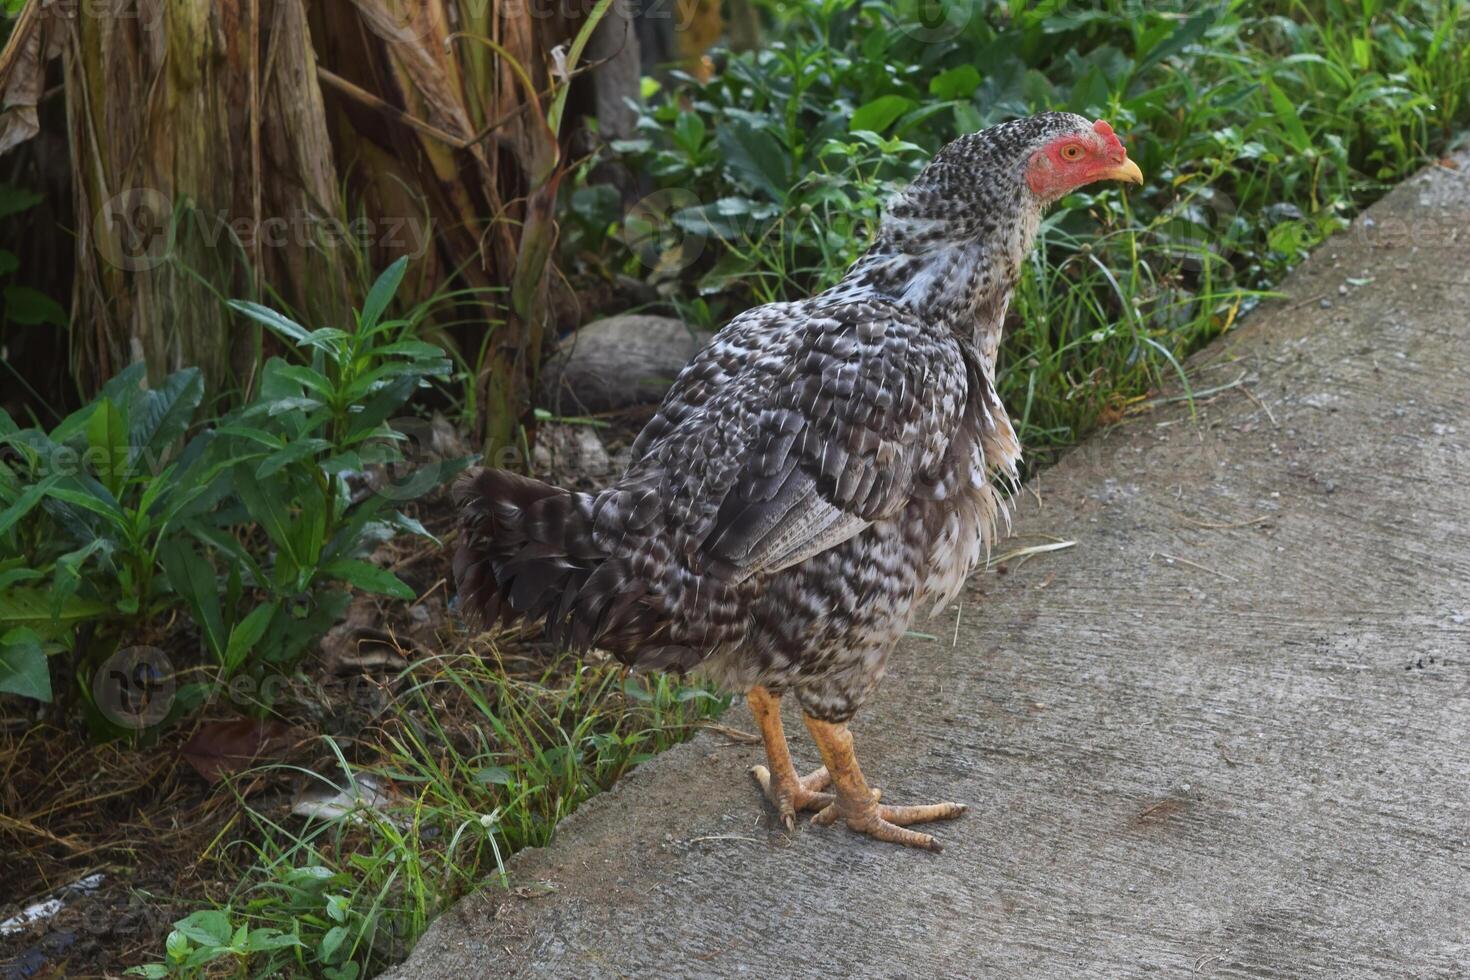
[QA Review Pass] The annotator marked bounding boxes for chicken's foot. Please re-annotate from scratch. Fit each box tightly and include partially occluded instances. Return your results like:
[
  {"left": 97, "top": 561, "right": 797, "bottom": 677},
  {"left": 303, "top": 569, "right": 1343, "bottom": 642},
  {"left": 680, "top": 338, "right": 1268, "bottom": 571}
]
[{"left": 803, "top": 715, "right": 966, "bottom": 852}]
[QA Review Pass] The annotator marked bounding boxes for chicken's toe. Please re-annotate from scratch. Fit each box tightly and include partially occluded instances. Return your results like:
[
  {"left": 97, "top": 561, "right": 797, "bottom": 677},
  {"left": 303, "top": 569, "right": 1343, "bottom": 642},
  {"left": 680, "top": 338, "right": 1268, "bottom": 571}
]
[{"left": 751, "top": 764, "right": 833, "bottom": 830}]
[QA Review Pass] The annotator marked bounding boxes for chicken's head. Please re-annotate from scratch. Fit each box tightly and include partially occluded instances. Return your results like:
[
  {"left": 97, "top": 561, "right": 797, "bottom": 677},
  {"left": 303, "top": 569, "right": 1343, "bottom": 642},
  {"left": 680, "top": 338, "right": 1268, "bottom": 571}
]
[
  {"left": 880, "top": 112, "right": 1144, "bottom": 251},
  {"left": 1024, "top": 118, "right": 1144, "bottom": 202}
]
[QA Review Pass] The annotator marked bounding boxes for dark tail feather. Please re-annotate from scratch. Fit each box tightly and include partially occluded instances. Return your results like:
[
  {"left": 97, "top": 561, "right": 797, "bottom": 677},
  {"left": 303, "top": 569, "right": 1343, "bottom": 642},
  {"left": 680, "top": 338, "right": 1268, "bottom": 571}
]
[{"left": 452, "top": 469, "right": 661, "bottom": 654}]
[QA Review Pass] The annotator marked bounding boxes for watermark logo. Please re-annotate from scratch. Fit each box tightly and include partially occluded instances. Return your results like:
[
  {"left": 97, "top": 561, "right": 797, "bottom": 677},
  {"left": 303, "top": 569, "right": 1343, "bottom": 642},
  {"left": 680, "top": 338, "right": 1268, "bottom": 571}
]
[
  {"left": 891, "top": 0, "right": 974, "bottom": 44},
  {"left": 91, "top": 188, "right": 433, "bottom": 272},
  {"left": 94, "top": 187, "right": 174, "bottom": 273},
  {"left": 618, "top": 188, "right": 707, "bottom": 276},
  {"left": 368, "top": 416, "right": 459, "bottom": 503},
  {"left": 92, "top": 645, "right": 175, "bottom": 730}
]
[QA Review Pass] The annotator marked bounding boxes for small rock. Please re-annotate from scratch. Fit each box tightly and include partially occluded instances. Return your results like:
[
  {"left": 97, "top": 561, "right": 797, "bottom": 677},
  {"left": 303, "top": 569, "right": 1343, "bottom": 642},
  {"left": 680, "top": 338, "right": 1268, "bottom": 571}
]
[
  {"left": 540, "top": 315, "right": 711, "bottom": 412},
  {"left": 532, "top": 423, "right": 614, "bottom": 486}
]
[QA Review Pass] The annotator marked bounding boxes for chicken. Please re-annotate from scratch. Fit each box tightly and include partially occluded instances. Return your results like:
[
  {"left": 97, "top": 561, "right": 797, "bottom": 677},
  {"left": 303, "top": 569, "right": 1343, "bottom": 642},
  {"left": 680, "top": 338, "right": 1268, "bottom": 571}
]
[{"left": 455, "top": 112, "right": 1143, "bottom": 851}]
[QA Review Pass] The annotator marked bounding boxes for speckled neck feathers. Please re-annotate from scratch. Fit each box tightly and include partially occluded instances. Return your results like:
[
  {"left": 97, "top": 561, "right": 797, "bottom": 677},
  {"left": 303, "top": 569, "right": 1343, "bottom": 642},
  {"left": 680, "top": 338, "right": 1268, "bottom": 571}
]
[{"left": 823, "top": 112, "right": 1089, "bottom": 339}]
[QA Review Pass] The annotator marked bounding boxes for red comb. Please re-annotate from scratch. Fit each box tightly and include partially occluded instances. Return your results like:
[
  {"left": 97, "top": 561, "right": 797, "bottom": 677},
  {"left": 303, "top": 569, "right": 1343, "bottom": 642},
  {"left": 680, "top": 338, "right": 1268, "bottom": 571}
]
[{"left": 1093, "top": 119, "right": 1125, "bottom": 156}]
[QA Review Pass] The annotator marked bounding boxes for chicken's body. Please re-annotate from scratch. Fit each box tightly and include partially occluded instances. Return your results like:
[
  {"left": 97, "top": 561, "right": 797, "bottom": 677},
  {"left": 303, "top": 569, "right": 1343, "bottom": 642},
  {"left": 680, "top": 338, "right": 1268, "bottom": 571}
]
[{"left": 455, "top": 112, "right": 1143, "bottom": 849}]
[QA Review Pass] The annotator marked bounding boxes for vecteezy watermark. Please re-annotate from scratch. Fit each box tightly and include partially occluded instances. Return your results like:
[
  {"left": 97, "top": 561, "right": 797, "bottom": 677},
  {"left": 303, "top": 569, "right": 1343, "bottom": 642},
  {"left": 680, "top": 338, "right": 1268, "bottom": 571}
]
[
  {"left": 93, "top": 187, "right": 175, "bottom": 273},
  {"left": 360, "top": 416, "right": 473, "bottom": 503},
  {"left": 50, "top": 0, "right": 168, "bottom": 32},
  {"left": 90, "top": 645, "right": 406, "bottom": 731},
  {"left": 92, "top": 645, "right": 175, "bottom": 730},
  {"left": 890, "top": 0, "right": 974, "bottom": 44},
  {"left": 617, "top": 188, "right": 708, "bottom": 276},
  {"left": 92, "top": 188, "right": 433, "bottom": 273}
]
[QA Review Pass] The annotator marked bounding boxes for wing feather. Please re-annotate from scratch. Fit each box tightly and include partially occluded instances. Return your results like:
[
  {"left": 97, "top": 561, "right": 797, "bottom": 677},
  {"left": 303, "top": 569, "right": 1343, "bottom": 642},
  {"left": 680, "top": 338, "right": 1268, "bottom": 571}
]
[{"left": 617, "top": 297, "right": 967, "bottom": 582}]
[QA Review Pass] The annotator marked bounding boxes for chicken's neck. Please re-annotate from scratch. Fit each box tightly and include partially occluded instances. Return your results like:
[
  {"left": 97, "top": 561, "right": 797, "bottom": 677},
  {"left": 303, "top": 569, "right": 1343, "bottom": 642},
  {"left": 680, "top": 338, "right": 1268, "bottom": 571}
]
[{"left": 824, "top": 200, "right": 1042, "bottom": 354}]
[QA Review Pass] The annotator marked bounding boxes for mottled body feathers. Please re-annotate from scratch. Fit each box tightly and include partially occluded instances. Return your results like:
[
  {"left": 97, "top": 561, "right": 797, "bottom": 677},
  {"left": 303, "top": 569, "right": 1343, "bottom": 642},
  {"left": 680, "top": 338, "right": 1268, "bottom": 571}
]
[{"left": 455, "top": 113, "right": 1109, "bottom": 721}]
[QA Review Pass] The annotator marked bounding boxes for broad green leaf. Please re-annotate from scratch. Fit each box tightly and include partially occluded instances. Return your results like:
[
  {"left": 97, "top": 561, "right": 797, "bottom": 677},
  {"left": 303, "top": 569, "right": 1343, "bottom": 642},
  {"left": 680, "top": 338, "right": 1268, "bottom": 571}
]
[
  {"left": 158, "top": 539, "right": 227, "bottom": 660},
  {"left": 185, "top": 522, "right": 268, "bottom": 589},
  {"left": 473, "top": 765, "right": 514, "bottom": 786},
  {"left": 130, "top": 368, "right": 204, "bottom": 467},
  {"left": 135, "top": 461, "right": 177, "bottom": 519},
  {"left": 673, "top": 110, "right": 705, "bottom": 153},
  {"left": 323, "top": 559, "right": 415, "bottom": 599},
  {"left": 261, "top": 588, "right": 349, "bottom": 664},
  {"left": 0, "top": 627, "right": 50, "bottom": 701},
  {"left": 929, "top": 65, "right": 981, "bottom": 100},
  {"left": 86, "top": 398, "right": 129, "bottom": 497},
  {"left": 0, "top": 568, "right": 43, "bottom": 591},
  {"left": 0, "top": 473, "right": 59, "bottom": 537},
  {"left": 270, "top": 363, "right": 333, "bottom": 397},
  {"left": 254, "top": 438, "right": 332, "bottom": 478},
  {"left": 322, "top": 493, "right": 387, "bottom": 563},
  {"left": 359, "top": 256, "right": 408, "bottom": 336},
  {"left": 373, "top": 340, "right": 447, "bottom": 360},
  {"left": 0, "top": 183, "right": 43, "bottom": 219},
  {"left": 344, "top": 376, "right": 418, "bottom": 443},
  {"left": 228, "top": 300, "right": 312, "bottom": 345},
  {"left": 0, "top": 587, "right": 108, "bottom": 629},
  {"left": 240, "top": 396, "right": 324, "bottom": 419},
  {"left": 1265, "top": 78, "right": 1310, "bottom": 152},
  {"left": 99, "top": 362, "right": 149, "bottom": 407},
  {"left": 5, "top": 285, "right": 69, "bottom": 328},
  {"left": 715, "top": 120, "right": 789, "bottom": 204},
  {"left": 1133, "top": 8, "right": 1216, "bottom": 78},
  {"left": 51, "top": 539, "right": 106, "bottom": 620},
  {"left": 319, "top": 924, "right": 349, "bottom": 964},
  {"left": 388, "top": 510, "right": 438, "bottom": 543},
  {"left": 849, "top": 95, "right": 916, "bottom": 135},
  {"left": 46, "top": 485, "right": 127, "bottom": 526},
  {"left": 301, "top": 327, "right": 351, "bottom": 352},
  {"left": 171, "top": 909, "right": 233, "bottom": 947},
  {"left": 232, "top": 467, "right": 302, "bottom": 580},
  {"left": 214, "top": 424, "right": 285, "bottom": 450},
  {"left": 224, "top": 602, "right": 277, "bottom": 675}
]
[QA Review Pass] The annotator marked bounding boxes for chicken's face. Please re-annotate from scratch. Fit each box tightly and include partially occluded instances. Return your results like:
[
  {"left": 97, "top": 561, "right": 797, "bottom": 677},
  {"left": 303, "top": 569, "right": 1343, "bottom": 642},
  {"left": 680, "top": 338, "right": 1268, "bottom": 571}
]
[{"left": 1024, "top": 119, "right": 1144, "bottom": 203}]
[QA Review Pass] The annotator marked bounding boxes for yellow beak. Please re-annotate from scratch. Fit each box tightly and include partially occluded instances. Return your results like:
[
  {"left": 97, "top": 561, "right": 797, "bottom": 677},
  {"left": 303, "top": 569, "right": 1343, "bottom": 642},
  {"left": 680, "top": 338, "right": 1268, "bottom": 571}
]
[{"left": 1102, "top": 158, "right": 1144, "bottom": 185}]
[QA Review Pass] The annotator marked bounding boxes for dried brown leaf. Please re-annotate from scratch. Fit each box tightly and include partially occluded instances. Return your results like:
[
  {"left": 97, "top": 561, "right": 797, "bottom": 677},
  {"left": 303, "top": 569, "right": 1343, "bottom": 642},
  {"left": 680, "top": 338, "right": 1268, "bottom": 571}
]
[{"left": 180, "top": 717, "right": 296, "bottom": 785}]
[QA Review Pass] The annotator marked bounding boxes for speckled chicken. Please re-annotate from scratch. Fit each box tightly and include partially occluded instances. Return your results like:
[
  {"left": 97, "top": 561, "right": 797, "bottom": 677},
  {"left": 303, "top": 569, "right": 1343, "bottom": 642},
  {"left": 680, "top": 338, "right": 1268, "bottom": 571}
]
[{"left": 455, "top": 112, "right": 1142, "bottom": 850}]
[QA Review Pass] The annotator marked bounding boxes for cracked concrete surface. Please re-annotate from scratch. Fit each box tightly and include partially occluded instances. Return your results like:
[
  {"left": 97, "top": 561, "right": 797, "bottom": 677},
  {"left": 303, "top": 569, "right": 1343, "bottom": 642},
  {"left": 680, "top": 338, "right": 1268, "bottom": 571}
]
[{"left": 385, "top": 150, "right": 1470, "bottom": 979}]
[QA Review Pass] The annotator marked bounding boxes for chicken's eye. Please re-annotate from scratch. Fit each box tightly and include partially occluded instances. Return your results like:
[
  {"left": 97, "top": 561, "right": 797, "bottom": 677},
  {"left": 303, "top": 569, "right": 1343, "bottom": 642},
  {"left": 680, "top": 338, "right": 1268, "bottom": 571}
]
[{"left": 1061, "top": 144, "right": 1084, "bottom": 162}]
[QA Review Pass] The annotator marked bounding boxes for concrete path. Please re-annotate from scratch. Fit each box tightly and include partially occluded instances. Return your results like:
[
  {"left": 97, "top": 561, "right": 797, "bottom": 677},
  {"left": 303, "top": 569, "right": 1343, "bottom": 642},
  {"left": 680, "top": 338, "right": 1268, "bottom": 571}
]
[{"left": 386, "top": 153, "right": 1470, "bottom": 979}]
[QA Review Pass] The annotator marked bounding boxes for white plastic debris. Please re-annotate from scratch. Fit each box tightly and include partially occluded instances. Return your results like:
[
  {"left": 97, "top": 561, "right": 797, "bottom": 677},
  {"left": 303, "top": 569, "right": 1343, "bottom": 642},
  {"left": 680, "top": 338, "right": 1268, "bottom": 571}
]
[{"left": 0, "top": 873, "right": 105, "bottom": 937}]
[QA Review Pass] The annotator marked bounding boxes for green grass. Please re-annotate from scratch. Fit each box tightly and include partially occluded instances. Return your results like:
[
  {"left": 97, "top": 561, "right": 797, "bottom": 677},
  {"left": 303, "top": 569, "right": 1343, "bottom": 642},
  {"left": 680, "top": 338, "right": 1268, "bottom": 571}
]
[{"left": 129, "top": 653, "right": 724, "bottom": 978}]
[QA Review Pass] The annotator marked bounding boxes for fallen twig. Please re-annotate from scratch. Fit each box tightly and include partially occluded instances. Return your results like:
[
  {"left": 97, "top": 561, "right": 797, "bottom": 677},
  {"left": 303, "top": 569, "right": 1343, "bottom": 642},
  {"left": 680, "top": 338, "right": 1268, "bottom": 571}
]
[{"left": 1154, "top": 551, "right": 1240, "bottom": 583}]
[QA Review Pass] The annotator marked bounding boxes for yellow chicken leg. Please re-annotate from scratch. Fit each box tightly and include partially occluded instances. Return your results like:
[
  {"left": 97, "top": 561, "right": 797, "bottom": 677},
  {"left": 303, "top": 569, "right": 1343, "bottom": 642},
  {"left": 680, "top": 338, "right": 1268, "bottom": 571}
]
[{"left": 747, "top": 686, "right": 833, "bottom": 830}]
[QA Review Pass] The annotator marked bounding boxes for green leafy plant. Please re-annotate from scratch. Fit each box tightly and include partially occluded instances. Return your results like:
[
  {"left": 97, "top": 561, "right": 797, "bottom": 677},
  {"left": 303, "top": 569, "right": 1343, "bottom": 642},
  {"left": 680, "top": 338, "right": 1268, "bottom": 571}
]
[
  {"left": 0, "top": 364, "right": 223, "bottom": 708},
  {"left": 0, "top": 258, "right": 472, "bottom": 719},
  {"left": 195, "top": 256, "right": 473, "bottom": 672},
  {"left": 125, "top": 907, "right": 304, "bottom": 979}
]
